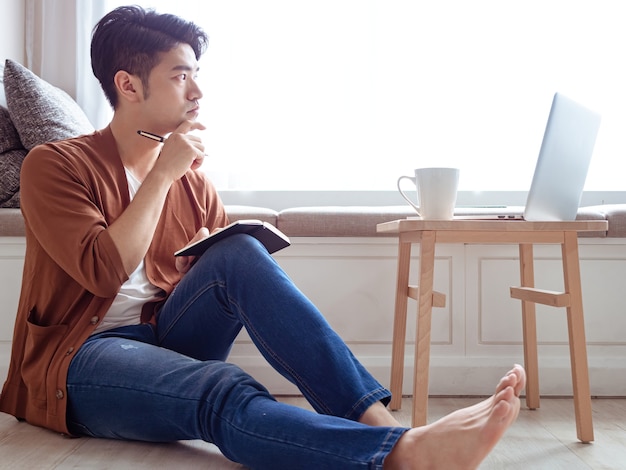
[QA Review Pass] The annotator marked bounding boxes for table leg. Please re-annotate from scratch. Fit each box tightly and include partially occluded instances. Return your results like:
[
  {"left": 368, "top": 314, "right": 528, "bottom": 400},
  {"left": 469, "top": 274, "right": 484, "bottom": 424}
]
[
  {"left": 412, "top": 231, "right": 436, "bottom": 427},
  {"left": 519, "top": 243, "right": 540, "bottom": 410},
  {"left": 389, "top": 240, "right": 412, "bottom": 411},
  {"left": 562, "top": 231, "right": 594, "bottom": 443}
]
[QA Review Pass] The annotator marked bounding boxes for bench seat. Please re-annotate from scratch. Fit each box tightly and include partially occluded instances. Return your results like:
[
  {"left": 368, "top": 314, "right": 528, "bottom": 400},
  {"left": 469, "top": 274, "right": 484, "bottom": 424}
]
[{"left": 0, "top": 205, "right": 622, "bottom": 239}]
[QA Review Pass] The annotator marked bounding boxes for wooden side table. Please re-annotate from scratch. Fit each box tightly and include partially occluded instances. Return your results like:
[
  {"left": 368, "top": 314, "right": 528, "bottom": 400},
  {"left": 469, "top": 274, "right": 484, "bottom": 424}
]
[{"left": 377, "top": 218, "right": 608, "bottom": 443}]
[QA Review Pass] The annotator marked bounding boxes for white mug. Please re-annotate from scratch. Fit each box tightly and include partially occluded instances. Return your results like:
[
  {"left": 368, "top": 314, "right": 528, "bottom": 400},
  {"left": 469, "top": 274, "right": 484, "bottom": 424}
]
[{"left": 397, "top": 167, "right": 460, "bottom": 219}]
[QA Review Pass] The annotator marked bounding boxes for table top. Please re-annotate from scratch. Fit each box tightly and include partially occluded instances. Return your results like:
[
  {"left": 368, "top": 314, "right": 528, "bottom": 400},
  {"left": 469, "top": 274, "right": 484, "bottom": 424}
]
[{"left": 376, "top": 218, "right": 609, "bottom": 234}]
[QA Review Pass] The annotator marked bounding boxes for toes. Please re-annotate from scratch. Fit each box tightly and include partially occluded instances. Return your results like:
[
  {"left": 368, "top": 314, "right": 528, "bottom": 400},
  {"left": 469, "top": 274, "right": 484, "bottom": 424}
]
[
  {"left": 489, "top": 387, "right": 520, "bottom": 431},
  {"left": 510, "top": 364, "right": 527, "bottom": 396},
  {"left": 498, "top": 365, "right": 526, "bottom": 397},
  {"left": 496, "top": 373, "right": 516, "bottom": 395},
  {"left": 491, "top": 396, "right": 513, "bottom": 421}
]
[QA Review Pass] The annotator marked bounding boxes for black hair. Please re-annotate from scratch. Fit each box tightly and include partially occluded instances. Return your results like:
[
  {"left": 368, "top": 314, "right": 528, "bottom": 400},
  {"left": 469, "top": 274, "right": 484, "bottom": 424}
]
[{"left": 91, "top": 5, "right": 208, "bottom": 108}]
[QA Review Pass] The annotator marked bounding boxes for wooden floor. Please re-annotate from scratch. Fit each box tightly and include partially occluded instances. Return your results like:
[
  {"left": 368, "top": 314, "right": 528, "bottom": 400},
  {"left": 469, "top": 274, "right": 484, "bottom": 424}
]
[{"left": 1, "top": 396, "right": 625, "bottom": 469}]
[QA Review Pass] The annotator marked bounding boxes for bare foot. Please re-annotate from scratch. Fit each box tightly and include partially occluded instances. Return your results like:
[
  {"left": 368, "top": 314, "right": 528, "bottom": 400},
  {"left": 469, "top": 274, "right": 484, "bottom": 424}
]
[{"left": 384, "top": 364, "right": 526, "bottom": 470}]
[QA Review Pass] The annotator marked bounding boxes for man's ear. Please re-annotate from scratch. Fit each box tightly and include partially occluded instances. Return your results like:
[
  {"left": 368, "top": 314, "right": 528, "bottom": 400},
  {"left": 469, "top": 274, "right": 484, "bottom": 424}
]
[{"left": 114, "top": 70, "right": 143, "bottom": 104}]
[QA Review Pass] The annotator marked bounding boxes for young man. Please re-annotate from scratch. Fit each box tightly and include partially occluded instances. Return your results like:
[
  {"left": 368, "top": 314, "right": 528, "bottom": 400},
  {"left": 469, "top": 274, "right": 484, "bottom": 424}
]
[{"left": 0, "top": 6, "right": 525, "bottom": 469}]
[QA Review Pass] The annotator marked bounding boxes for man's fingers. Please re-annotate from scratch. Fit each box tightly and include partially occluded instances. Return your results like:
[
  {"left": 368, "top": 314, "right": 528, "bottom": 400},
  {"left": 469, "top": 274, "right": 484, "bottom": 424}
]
[{"left": 173, "top": 119, "right": 207, "bottom": 136}]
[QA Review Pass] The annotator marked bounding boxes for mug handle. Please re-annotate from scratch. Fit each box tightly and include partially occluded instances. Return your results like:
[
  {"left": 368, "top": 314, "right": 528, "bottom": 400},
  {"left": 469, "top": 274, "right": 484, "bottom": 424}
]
[{"left": 397, "top": 175, "right": 421, "bottom": 216}]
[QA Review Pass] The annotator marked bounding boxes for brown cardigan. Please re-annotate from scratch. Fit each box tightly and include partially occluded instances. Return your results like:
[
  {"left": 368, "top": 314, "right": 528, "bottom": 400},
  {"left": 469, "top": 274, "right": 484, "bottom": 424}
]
[{"left": 0, "top": 127, "right": 228, "bottom": 434}]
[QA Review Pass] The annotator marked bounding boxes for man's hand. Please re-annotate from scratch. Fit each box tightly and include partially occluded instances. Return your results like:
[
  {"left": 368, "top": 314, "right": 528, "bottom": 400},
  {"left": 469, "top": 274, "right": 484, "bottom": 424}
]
[
  {"left": 175, "top": 227, "right": 210, "bottom": 274},
  {"left": 154, "top": 120, "right": 207, "bottom": 183}
]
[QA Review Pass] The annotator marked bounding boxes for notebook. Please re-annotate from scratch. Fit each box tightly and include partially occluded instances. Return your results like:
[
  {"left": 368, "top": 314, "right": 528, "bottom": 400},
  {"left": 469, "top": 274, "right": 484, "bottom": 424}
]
[{"left": 456, "top": 93, "right": 601, "bottom": 221}]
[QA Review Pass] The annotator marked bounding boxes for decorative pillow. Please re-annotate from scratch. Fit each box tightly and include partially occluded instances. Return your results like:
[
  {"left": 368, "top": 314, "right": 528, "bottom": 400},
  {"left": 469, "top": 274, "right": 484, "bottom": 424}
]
[
  {"left": 0, "top": 104, "right": 25, "bottom": 207},
  {"left": 0, "top": 105, "right": 22, "bottom": 153},
  {"left": 4, "top": 59, "right": 94, "bottom": 150},
  {"left": 0, "top": 189, "right": 20, "bottom": 208},
  {"left": 0, "top": 148, "right": 27, "bottom": 207}
]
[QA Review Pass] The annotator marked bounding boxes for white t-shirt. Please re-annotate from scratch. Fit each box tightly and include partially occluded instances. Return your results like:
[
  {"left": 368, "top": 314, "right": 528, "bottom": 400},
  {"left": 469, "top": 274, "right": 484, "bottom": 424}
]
[{"left": 92, "top": 169, "right": 162, "bottom": 334}]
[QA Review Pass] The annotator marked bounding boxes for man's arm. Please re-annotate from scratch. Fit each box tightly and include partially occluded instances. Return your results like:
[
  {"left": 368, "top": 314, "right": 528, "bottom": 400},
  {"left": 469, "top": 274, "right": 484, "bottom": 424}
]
[{"left": 107, "top": 121, "right": 206, "bottom": 275}]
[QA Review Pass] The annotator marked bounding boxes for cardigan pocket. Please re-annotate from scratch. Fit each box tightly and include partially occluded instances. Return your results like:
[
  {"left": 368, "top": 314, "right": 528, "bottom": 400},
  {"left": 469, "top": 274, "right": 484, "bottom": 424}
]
[{"left": 21, "top": 312, "right": 68, "bottom": 407}]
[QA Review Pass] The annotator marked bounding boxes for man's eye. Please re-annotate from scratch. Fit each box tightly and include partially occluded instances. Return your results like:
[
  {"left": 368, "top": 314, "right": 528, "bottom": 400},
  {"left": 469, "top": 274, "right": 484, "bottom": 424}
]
[{"left": 179, "top": 73, "right": 187, "bottom": 80}]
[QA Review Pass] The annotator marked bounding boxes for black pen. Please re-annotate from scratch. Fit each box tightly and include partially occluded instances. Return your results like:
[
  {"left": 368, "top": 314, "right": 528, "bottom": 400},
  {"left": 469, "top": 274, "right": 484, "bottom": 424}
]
[{"left": 137, "top": 130, "right": 165, "bottom": 142}]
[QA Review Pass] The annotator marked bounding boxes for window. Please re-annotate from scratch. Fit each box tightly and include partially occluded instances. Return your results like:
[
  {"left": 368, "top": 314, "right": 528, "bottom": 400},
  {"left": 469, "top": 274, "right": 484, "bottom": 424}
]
[{"left": 101, "top": 1, "right": 625, "bottom": 193}]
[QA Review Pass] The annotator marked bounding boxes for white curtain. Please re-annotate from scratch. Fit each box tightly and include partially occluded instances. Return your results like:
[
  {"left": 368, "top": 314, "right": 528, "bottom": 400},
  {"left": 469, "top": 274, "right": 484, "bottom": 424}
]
[{"left": 25, "top": 0, "right": 110, "bottom": 127}]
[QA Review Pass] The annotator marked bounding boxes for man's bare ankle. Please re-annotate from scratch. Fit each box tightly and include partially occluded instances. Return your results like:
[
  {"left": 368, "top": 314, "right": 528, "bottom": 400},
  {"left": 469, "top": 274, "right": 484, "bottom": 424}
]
[{"left": 359, "top": 401, "right": 402, "bottom": 427}]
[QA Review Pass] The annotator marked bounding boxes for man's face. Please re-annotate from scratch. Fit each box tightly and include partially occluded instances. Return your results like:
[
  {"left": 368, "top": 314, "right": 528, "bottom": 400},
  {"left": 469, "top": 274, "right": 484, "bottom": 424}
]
[{"left": 142, "top": 43, "right": 203, "bottom": 133}]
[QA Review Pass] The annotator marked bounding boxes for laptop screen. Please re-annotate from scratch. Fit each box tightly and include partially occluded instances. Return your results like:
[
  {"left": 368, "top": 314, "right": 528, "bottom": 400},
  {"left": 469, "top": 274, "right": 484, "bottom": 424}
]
[{"left": 523, "top": 93, "right": 601, "bottom": 221}]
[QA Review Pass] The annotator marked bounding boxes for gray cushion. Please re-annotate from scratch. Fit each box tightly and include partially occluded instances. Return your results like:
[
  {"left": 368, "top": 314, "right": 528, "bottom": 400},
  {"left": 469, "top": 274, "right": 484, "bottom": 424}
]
[
  {"left": 277, "top": 206, "right": 417, "bottom": 237},
  {"left": 3, "top": 59, "right": 94, "bottom": 150},
  {"left": 0, "top": 148, "right": 27, "bottom": 207},
  {"left": 575, "top": 206, "right": 608, "bottom": 238},
  {"left": 581, "top": 205, "right": 626, "bottom": 238},
  {"left": 0, "top": 106, "right": 22, "bottom": 153},
  {"left": 0, "top": 104, "right": 25, "bottom": 207},
  {"left": 0, "top": 187, "right": 21, "bottom": 208},
  {"left": 225, "top": 205, "right": 279, "bottom": 225},
  {"left": 0, "top": 208, "right": 25, "bottom": 235}
]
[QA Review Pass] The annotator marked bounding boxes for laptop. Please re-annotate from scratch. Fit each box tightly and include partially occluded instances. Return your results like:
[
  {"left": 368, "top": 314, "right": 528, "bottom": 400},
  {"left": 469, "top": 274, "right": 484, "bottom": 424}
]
[{"left": 456, "top": 92, "right": 601, "bottom": 221}]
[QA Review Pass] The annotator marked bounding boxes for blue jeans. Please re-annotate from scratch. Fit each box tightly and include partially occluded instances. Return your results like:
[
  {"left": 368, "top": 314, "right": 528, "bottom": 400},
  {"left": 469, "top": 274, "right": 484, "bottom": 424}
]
[{"left": 66, "top": 234, "right": 407, "bottom": 469}]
